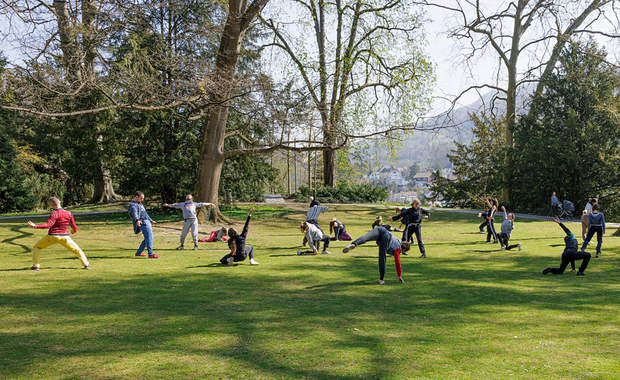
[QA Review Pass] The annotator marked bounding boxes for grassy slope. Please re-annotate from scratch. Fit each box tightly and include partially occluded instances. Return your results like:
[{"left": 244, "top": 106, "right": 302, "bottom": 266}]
[{"left": 1, "top": 205, "right": 619, "bottom": 379}]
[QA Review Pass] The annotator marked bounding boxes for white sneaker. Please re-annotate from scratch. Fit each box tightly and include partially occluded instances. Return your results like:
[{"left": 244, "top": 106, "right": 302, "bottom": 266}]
[
  {"left": 250, "top": 259, "right": 260, "bottom": 265},
  {"left": 499, "top": 246, "right": 505, "bottom": 251},
  {"left": 587, "top": 241, "right": 592, "bottom": 245},
  {"left": 518, "top": 243, "right": 522, "bottom": 251},
  {"left": 343, "top": 245, "right": 355, "bottom": 253},
  {"left": 322, "top": 250, "right": 331, "bottom": 254}
]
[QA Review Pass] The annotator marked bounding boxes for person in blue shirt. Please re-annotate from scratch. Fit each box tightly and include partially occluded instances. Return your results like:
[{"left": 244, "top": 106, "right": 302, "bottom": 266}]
[
  {"left": 581, "top": 204, "right": 605, "bottom": 258},
  {"left": 128, "top": 191, "right": 159, "bottom": 258},
  {"left": 542, "top": 217, "right": 591, "bottom": 276}
]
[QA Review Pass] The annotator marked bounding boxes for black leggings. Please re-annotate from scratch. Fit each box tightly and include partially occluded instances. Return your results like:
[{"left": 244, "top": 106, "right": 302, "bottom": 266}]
[
  {"left": 220, "top": 246, "right": 254, "bottom": 264},
  {"left": 300, "top": 235, "right": 331, "bottom": 253},
  {"left": 404, "top": 224, "right": 425, "bottom": 254},
  {"left": 486, "top": 218, "right": 498, "bottom": 243},
  {"left": 550, "top": 249, "right": 591, "bottom": 274},
  {"left": 499, "top": 233, "right": 518, "bottom": 250}
]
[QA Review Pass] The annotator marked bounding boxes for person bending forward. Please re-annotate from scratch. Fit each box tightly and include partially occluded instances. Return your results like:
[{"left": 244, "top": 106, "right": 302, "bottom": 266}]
[
  {"left": 542, "top": 217, "right": 591, "bottom": 276},
  {"left": 220, "top": 208, "right": 259, "bottom": 266}
]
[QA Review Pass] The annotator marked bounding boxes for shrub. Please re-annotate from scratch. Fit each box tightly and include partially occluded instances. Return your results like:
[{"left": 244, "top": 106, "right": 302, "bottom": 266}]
[{"left": 293, "top": 183, "right": 388, "bottom": 204}]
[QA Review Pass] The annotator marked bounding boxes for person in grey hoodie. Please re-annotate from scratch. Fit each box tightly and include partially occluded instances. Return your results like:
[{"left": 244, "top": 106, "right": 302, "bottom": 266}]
[
  {"left": 298, "top": 221, "right": 331, "bottom": 255},
  {"left": 163, "top": 195, "right": 215, "bottom": 250},
  {"left": 498, "top": 206, "right": 522, "bottom": 251},
  {"left": 581, "top": 203, "right": 605, "bottom": 257}
]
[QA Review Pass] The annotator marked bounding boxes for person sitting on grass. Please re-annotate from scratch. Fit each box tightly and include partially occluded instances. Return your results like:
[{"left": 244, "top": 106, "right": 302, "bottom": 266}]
[
  {"left": 219, "top": 208, "right": 259, "bottom": 266},
  {"left": 27, "top": 196, "right": 91, "bottom": 271},
  {"left": 199, "top": 227, "right": 229, "bottom": 242},
  {"left": 298, "top": 221, "right": 331, "bottom": 255},
  {"left": 342, "top": 226, "right": 410, "bottom": 285},
  {"left": 163, "top": 194, "right": 215, "bottom": 250},
  {"left": 498, "top": 206, "right": 522, "bottom": 252},
  {"left": 329, "top": 218, "right": 346, "bottom": 241},
  {"left": 542, "top": 217, "right": 591, "bottom": 276}
]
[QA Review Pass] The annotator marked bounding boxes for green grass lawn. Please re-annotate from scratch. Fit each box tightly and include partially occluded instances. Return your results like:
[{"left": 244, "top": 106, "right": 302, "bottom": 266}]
[{"left": 1, "top": 205, "right": 619, "bottom": 379}]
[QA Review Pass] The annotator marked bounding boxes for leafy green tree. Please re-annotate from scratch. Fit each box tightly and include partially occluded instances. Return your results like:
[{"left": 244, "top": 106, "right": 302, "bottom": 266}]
[
  {"left": 513, "top": 40, "right": 620, "bottom": 214},
  {"left": 407, "top": 163, "right": 421, "bottom": 180},
  {"left": 429, "top": 113, "right": 504, "bottom": 208}
]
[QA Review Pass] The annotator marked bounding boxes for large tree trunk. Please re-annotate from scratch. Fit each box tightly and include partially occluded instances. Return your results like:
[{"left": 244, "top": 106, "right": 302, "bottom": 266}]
[
  {"left": 323, "top": 150, "right": 336, "bottom": 187},
  {"left": 195, "top": 0, "right": 269, "bottom": 222},
  {"left": 91, "top": 167, "right": 121, "bottom": 203}
]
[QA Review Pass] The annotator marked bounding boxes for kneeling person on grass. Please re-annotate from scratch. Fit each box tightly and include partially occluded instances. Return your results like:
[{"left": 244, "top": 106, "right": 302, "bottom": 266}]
[
  {"left": 220, "top": 208, "right": 259, "bottom": 266},
  {"left": 342, "top": 226, "right": 410, "bottom": 284},
  {"left": 499, "top": 206, "right": 522, "bottom": 252},
  {"left": 163, "top": 194, "right": 215, "bottom": 250},
  {"left": 27, "top": 197, "right": 90, "bottom": 270},
  {"left": 542, "top": 217, "right": 591, "bottom": 276},
  {"left": 298, "top": 221, "right": 331, "bottom": 255}
]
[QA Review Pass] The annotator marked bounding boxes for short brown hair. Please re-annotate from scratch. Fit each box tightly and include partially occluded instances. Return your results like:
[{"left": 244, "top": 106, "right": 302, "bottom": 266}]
[
  {"left": 134, "top": 191, "right": 144, "bottom": 198},
  {"left": 400, "top": 242, "right": 411, "bottom": 252},
  {"left": 48, "top": 197, "right": 61, "bottom": 206}
]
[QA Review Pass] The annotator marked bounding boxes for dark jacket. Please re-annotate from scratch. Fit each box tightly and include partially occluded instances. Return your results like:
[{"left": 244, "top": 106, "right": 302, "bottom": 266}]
[
  {"left": 128, "top": 200, "right": 152, "bottom": 234},
  {"left": 393, "top": 207, "right": 430, "bottom": 225},
  {"left": 559, "top": 222, "right": 579, "bottom": 251},
  {"left": 310, "top": 188, "right": 320, "bottom": 208},
  {"left": 228, "top": 215, "right": 251, "bottom": 257}
]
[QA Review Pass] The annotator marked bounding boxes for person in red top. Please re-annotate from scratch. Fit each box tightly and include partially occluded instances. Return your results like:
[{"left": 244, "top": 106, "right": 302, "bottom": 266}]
[{"left": 27, "top": 197, "right": 90, "bottom": 271}]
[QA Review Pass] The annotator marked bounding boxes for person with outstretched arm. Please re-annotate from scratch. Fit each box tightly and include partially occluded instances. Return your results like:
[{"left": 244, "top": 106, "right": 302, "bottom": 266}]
[
  {"left": 389, "top": 199, "right": 430, "bottom": 258},
  {"left": 27, "top": 196, "right": 90, "bottom": 270},
  {"left": 498, "top": 206, "right": 522, "bottom": 251},
  {"left": 309, "top": 187, "right": 320, "bottom": 208},
  {"left": 542, "top": 217, "right": 591, "bottom": 276},
  {"left": 163, "top": 194, "right": 215, "bottom": 250},
  {"left": 220, "top": 208, "right": 259, "bottom": 266},
  {"left": 342, "top": 226, "right": 410, "bottom": 284}
]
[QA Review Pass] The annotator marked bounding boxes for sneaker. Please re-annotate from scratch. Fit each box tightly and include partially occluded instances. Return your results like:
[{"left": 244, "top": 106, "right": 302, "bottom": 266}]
[
  {"left": 577, "top": 271, "right": 586, "bottom": 276},
  {"left": 322, "top": 250, "right": 331, "bottom": 254},
  {"left": 83, "top": 265, "right": 91, "bottom": 270},
  {"left": 587, "top": 241, "right": 592, "bottom": 245},
  {"left": 148, "top": 254, "right": 161, "bottom": 259},
  {"left": 379, "top": 280, "right": 385, "bottom": 285},
  {"left": 479, "top": 230, "right": 485, "bottom": 234},
  {"left": 250, "top": 259, "right": 260, "bottom": 265},
  {"left": 297, "top": 250, "right": 304, "bottom": 256},
  {"left": 193, "top": 245, "right": 198, "bottom": 251},
  {"left": 342, "top": 244, "right": 355, "bottom": 253},
  {"left": 135, "top": 253, "right": 147, "bottom": 257},
  {"left": 228, "top": 257, "right": 234, "bottom": 266},
  {"left": 30, "top": 266, "right": 39, "bottom": 271},
  {"left": 402, "top": 252, "right": 408, "bottom": 255},
  {"left": 176, "top": 245, "right": 184, "bottom": 250},
  {"left": 499, "top": 246, "right": 505, "bottom": 251},
  {"left": 518, "top": 243, "right": 522, "bottom": 251},
  {"left": 542, "top": 267, "right": 552, "bottom": 275},
  {"left": 419, "top": 254, "right": 426, "bottom": 258},
  {"left": 596, "top": 252, "right": 600, "bottom": 258}
]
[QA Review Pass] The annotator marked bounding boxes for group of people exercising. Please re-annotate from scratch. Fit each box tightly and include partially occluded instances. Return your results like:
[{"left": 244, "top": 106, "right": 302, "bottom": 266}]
[{"left": 25, "top": 189, "right": 603, "bottom": 282}]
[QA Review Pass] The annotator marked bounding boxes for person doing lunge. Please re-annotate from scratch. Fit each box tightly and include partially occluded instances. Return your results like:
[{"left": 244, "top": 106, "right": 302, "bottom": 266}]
[
  {"left": 542, "top": 217, "right": 591, "bottom": 276},
  {"left": 302, "top": 204, "right": 329, "bottom": 246},
  {"left": 27, "top": 197, "right": 90, "bottom": 271},
  {"left": 329, "top": 218, "right": 346, "bottom": 241},
  {"left": 220, "top": 208, "right": 259, "bottom": 266},
  {"left": 371, "top": 216, "right": 402, "bottom": 232},
  {"left": 389, "top": 199, "right": 430, "bottom": 258},
  {"left": 163, "top": 194, "right": 215, "bottom": 250},
  {"left": 498, "top": 206, "right": 522, "bottom": 251},
  {"left": 342, "top": 226, "right": 410, "bottom": 284},
  {"left": 298, "top": 221, "right": 331, "bottom": 255}
]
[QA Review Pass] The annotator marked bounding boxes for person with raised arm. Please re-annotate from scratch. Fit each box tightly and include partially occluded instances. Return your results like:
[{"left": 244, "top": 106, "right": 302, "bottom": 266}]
[
  {"left": 389, "top": 199, "right": 430, "bottom": 258},
  {"left": 542, "top": 217, "right": 591, "bottom": 276},
  {"left": 163, "top": 194, "right": 215, "bottom": 250},
  {"left": 220, "top": 208, "right": 259, "bottom": 266}
]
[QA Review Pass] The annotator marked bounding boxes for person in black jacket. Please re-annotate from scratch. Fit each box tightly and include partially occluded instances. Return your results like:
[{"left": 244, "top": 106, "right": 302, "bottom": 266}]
[
  {"left": 220, "top": 208, "right": 259, "bottom": 266},
  {"left": 542, "top": 217, "right": 591, "bottom": 276},
  {"left": 309, "top": 187, "right": 320, "bottom": 208},
  {"left": 389, "top": 199, "right": 430, "bottom": 258}
]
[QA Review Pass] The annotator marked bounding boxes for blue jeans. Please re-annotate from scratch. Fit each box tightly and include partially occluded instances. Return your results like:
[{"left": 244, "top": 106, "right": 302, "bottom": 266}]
[{"left": 137, "top": 220, "right": 154, "bottom": 256}]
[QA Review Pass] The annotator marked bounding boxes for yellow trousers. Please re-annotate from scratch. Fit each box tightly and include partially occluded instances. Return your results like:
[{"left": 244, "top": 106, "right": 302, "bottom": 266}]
[{"left": 32, "top": 235, "right": 89, "bottom": 268}]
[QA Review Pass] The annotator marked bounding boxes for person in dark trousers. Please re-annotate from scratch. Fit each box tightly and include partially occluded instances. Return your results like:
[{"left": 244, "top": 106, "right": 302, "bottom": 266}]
[
  {"left": 581, "top": 203, "right": 605, "bottom": 258},
  {"left": 542, "top": 217, "right": 591, "bottom": 276},
  {"left": 485, "top": 197, "right": 499, "bottom": 244},
  {"left": 498, "top": 206, "right": 522, "bottom": 251},
  {"left": 302, "top": 205, "right": 329, "bottom": 246},
  {"left": 220, "top": 208, "right": 259, "bottom": 266},
  {"left": 550, "top": 192, "right": 561, "bottom": 217},
  {"left": 478, "top": 207, "right": 489, "bottom": 233},
  {"left": 298, "top": 221, "right": 331, "bottom": 255},
  {"left": 342, "top": 226, "right": 410, "bottom": 284},
  {"left": 371, "top": 216, "right": 401, "bottom": 232},
  {"left": 309, "top": 187, "right": 320, "bottom": 208},
  {"left": 389, "top": 199, "right": 430, "bottom": 258}
]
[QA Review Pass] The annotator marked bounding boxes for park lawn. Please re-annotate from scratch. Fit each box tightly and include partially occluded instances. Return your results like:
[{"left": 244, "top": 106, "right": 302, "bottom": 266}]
[{"left": 1, "top": 204, "right": 619, "bottom": 379}]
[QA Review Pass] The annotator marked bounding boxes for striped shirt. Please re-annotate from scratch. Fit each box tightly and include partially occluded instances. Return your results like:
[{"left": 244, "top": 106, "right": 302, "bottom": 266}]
[{"left": 305, "top": 206, "right": 329, "bottom": 222}]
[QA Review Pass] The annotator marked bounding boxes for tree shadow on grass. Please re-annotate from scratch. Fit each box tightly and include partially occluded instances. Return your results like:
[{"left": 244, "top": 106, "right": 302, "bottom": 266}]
[{"left": 1, "top": 226, "right": 33, "bottom": 253}]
